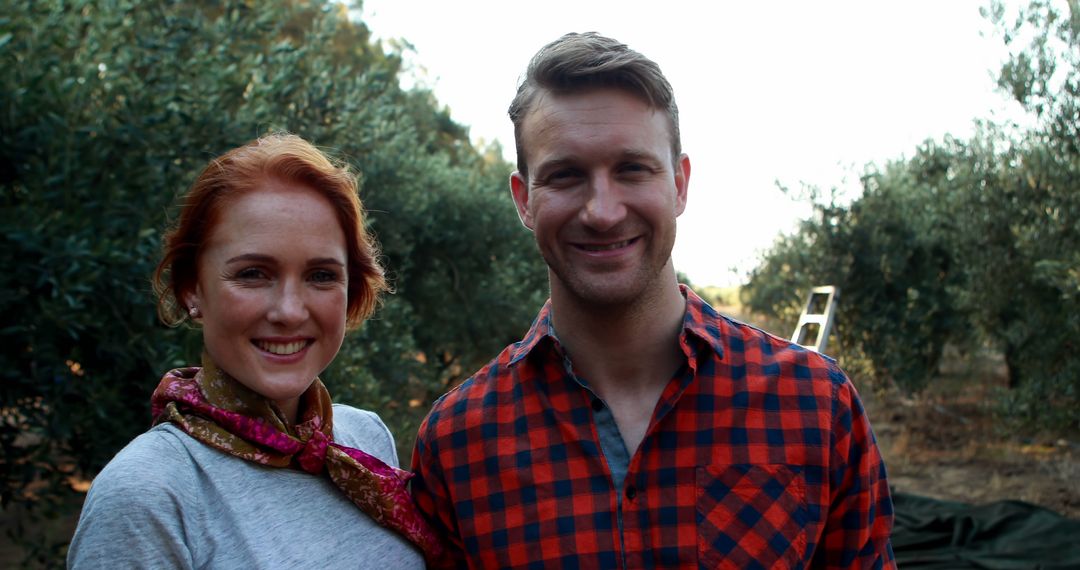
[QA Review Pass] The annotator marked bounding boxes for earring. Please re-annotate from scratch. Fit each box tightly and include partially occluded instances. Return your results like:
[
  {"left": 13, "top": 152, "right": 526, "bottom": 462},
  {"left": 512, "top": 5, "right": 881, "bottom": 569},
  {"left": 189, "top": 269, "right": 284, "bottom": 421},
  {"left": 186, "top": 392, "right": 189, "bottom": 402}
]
[{"left": 189, "top": 306, "right": 201, "bottom": 318}]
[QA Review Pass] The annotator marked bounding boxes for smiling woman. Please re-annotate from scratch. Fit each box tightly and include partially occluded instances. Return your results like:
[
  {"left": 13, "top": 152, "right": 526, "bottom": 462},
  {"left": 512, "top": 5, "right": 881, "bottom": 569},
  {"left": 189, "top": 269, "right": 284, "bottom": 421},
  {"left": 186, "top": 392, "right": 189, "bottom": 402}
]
[
  {"left": 67, "top": 134, "right": 444, "bottom": 568},
  {"left": 186, "top": 179, "right": 350, "bottom": 423}
]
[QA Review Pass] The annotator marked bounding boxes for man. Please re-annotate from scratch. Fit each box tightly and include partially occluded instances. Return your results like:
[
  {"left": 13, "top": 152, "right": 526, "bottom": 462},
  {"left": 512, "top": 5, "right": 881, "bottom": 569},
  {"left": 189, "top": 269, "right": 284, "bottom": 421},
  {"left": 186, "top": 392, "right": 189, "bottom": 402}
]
[{"left": 412, "top": 32, "right": 895, "bottom": 569}]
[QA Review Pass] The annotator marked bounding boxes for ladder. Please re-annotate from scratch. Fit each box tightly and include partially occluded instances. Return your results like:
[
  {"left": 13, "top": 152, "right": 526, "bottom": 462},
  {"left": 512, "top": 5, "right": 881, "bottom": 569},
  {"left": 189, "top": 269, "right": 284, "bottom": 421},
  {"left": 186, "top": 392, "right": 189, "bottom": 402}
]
[{"left": 790, "top": 286, "right": 839, "bottom": 353}]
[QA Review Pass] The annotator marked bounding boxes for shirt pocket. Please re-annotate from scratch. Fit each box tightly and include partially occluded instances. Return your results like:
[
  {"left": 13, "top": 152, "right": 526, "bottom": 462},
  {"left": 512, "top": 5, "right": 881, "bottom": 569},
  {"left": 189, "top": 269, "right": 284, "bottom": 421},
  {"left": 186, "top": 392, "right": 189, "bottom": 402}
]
[{"left": 696, "top": 464, "right": 808, "bottom": 570}]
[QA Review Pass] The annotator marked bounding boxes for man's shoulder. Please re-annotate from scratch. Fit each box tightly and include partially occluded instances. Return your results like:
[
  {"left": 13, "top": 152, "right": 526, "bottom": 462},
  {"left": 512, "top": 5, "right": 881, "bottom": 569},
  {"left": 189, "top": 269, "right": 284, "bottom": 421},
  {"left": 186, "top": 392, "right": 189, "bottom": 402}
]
[
  {"left": 428, "top": 342, "right": 522, "bottom": 413},
  {"left": 707, "top": 310, "right": 848, "bottom": 388},
  {"left": 417, "top": 331, "right": 561, "bottom": 449},
  {"left": 684, "top": 286, "right": 835, "bottom": 375}
]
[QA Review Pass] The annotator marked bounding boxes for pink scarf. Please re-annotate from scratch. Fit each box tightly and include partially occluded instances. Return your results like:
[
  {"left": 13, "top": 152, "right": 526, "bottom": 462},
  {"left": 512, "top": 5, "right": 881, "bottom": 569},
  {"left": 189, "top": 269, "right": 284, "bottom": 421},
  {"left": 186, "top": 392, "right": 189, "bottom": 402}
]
[{"left": 150, "top": 359, "right": 444, "bottom": 565}]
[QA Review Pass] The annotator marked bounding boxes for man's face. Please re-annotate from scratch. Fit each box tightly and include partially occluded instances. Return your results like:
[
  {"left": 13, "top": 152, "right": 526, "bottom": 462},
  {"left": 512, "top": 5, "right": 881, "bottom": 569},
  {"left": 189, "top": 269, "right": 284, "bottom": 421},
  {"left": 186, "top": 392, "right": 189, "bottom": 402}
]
[{"left": 510, "top": 88, "right": 690, "bottom": 308}]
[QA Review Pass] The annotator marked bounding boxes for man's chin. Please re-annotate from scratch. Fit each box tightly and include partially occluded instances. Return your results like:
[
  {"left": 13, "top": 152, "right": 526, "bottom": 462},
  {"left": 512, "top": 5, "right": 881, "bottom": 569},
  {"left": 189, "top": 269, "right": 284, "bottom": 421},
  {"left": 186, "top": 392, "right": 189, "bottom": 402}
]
[{"left": 555, "top": 276, "right": 650, "bottom": 310}]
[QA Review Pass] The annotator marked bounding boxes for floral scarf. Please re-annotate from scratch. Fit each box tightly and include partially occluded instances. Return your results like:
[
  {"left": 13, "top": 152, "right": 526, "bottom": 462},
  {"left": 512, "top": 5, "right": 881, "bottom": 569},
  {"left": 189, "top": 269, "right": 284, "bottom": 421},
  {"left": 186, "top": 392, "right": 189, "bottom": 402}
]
[{"left": 150, "top": 358, "right": 444, "bottom": 564}]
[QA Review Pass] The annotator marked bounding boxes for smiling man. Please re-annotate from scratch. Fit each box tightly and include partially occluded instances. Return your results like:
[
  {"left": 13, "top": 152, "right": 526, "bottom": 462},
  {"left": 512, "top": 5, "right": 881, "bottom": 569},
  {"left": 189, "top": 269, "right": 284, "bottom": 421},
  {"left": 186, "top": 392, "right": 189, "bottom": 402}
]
[{"left": 412, "top": 32, "right": 895, "bottom": 569}]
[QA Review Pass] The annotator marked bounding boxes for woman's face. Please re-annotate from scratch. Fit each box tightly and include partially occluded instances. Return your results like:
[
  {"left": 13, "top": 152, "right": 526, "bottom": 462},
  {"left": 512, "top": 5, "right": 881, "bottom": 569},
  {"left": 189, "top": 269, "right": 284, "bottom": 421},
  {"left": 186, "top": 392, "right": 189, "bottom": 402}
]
[{"left": 186, "top": 179, "right": 348, "bottom": 421}]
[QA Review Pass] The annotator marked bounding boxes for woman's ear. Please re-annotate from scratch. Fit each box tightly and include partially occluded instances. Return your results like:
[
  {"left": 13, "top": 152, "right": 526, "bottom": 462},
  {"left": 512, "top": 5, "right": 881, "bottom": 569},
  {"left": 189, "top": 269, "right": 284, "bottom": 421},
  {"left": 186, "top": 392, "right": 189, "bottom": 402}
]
[{"left": 183, "top": 291, "right": 201, "bottom": 319}]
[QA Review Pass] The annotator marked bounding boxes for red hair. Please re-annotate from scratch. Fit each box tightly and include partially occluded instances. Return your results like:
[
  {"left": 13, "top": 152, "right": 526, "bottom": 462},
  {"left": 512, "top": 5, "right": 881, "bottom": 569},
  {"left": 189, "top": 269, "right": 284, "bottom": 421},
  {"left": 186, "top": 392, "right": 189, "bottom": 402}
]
[{"left": 153, "top": 133, "right": 386, "bottom": 329}]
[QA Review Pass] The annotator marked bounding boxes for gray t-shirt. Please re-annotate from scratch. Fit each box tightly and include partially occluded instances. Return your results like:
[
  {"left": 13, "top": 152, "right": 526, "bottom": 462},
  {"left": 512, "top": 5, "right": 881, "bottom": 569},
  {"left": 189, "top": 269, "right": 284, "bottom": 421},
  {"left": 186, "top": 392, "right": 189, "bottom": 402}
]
[{"left": 68, "top": 404, "right": 424, "bottom": 569}]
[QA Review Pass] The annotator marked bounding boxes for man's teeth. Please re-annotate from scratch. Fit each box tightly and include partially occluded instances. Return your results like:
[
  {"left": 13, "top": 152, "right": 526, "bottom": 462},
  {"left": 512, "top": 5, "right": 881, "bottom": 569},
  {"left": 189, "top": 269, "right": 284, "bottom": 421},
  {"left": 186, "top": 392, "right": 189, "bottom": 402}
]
[
  {"left": 256, "top": 340, "right": 306, "bottom": 355},
  {"left": 582, "top": 239, "right": 632, "bottom": 251}
]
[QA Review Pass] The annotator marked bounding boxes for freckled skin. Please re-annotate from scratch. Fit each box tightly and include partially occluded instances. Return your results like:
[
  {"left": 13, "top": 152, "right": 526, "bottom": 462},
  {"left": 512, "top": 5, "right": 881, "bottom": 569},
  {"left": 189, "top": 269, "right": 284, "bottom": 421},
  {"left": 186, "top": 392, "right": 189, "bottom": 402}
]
[
  {"left": 186, "top": 180, "right": 348, "bottom": 422},
  {"left": 511, "top": 88, "right": 690, "bottom": 311}
]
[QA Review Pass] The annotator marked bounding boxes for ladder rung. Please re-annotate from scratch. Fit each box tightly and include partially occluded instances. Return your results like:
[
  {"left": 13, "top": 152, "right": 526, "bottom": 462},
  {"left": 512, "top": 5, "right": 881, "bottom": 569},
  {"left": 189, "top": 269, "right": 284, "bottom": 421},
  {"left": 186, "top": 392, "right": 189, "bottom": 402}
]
[{"left": 790, "top": 286, "right": 839, "bottom": 353}]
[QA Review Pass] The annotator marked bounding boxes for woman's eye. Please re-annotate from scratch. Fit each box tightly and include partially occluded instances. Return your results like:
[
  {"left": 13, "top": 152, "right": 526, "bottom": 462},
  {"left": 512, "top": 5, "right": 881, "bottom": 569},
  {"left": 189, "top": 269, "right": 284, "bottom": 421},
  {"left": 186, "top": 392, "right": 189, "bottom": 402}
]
[
  {"left": 310, "top": 269, "right": 341, "bottom": 284},
  {"left": 235, "top": 267, "right": 267, "bottom": 280}
]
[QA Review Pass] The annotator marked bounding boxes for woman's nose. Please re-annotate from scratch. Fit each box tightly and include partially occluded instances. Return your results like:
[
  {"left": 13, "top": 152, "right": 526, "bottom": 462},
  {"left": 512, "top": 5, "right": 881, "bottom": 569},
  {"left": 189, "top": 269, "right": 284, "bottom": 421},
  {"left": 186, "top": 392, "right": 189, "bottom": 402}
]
[{"left": 268, "top": 280, "right": 309, "bottom": 326}]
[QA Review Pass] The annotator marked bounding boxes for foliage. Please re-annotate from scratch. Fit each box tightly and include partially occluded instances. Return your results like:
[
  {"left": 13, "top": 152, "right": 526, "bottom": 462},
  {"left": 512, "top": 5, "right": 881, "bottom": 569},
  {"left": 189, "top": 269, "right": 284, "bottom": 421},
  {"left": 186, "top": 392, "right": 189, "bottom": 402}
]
[
  {"left": 0, "top": 0, "right": 545, "bottom": 563},
  {"left": 987, "top": 0, "right": 1080, "bottom": 154},
  {"left": 743, "top": 0, "right": 1079, "bottom": 430},
  {"left": 742, "top": 150, "right": 963, "bottom": 394},
  {"left": 979, "top": 0, "right": 1080, "bottom": 426}
]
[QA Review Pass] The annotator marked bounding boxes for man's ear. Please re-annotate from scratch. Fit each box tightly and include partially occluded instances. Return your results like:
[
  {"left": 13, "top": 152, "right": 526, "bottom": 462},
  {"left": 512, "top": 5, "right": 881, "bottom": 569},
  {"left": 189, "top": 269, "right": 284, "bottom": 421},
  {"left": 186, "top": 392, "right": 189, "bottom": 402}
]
[
  {"left": 674, "top": 154, "right": 690, "bottom": 217},
  {"left": 509, "top": 171, "right": 534, "bottom": 230}
]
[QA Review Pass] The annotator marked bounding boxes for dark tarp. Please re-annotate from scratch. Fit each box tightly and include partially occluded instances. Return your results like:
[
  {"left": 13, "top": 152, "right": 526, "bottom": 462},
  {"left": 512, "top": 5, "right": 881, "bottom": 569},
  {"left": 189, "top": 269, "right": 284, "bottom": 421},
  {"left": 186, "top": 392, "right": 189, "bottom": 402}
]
[{"left": 892, "top": 492, "right": 1080, "bottom": 569}]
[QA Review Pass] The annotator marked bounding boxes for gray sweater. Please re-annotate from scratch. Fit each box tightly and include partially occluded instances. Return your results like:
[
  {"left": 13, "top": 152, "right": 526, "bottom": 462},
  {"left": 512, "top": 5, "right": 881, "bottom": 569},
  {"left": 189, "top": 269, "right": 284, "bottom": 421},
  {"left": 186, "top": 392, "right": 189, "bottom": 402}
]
[{"left": 68, "top": 405, "right": 425, "bottom": 569}]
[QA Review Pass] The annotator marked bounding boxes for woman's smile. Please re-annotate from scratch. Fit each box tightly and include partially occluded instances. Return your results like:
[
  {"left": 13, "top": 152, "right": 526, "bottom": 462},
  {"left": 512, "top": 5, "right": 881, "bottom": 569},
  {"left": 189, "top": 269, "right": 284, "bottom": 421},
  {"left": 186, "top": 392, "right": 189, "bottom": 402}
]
[{"left": 253, "top": 338, "right": 312, "bottom": 356}]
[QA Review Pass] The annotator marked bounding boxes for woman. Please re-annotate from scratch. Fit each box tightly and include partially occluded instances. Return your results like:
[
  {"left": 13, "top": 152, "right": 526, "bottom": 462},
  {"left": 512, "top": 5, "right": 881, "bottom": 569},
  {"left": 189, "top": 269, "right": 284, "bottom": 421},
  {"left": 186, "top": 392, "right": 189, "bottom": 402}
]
[{"left": 68, "top": 134, "right": 441, "bottom": 568}]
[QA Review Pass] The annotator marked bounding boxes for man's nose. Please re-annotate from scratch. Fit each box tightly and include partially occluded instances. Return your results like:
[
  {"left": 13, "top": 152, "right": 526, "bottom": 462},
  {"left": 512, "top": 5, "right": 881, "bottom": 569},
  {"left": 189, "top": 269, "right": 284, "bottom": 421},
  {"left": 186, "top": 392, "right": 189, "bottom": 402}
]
[{"left": 580, "top": 174, "right": 626, "bottom": 231}]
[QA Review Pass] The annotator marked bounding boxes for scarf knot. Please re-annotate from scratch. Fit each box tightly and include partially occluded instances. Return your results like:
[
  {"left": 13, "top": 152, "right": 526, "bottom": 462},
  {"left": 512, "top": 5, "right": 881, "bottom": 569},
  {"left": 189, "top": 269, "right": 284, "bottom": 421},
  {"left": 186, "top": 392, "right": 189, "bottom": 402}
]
[{"left": 296, "top": 423, "right": 330, "bottom": 474}]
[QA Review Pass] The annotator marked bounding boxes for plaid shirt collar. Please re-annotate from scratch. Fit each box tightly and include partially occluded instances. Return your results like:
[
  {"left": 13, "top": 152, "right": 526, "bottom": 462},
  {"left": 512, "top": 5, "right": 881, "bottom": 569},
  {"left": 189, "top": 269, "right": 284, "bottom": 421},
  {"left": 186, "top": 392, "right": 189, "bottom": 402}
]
[{"left": 507, "top": 284, "right": 726, "bottom": 370}]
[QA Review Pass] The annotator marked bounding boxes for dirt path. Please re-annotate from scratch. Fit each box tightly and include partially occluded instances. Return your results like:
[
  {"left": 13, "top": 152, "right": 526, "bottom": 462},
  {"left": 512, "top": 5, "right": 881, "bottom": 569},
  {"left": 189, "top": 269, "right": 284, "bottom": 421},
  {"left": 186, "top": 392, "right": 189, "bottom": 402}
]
[{"left": 860, "top": 354, "right": 1079, "bottom": 518}]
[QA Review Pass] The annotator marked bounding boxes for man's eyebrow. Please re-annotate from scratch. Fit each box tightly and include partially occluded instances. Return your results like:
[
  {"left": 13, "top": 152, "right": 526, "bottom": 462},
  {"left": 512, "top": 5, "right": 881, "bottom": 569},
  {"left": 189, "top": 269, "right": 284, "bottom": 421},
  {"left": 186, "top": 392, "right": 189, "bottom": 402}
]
[
  {"left": 533, "top": 157, "right": 578, "bottom": 173},
  {"left": 618, "top": 149, "right": 665, "bottom": 163},
  {"left": 537, "top": 149, "right": 662, "bottom": 167}
]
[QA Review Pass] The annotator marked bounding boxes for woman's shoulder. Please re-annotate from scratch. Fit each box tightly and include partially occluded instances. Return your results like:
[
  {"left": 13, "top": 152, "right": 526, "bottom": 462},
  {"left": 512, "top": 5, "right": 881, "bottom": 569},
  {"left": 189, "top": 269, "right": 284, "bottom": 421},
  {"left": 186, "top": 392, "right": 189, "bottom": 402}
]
[
  {"left": 332, "top": 403, "right": 387, "bottom": 429},
  {"left": 331, "top": 404, "right": 399, "bottom": 466},
  {"left": 85, "top": 424, "right": 202, "bottom": 500},
  {"left": 70, "top": 425, "right": 204, "bottom": 568}
]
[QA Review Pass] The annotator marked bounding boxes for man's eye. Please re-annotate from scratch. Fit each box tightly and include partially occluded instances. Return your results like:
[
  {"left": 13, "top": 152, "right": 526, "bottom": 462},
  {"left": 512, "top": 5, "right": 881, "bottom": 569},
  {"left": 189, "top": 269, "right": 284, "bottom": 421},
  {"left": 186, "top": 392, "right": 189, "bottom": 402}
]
[{"left": 547, "top": 169, "right": 580, "bottom": 183}]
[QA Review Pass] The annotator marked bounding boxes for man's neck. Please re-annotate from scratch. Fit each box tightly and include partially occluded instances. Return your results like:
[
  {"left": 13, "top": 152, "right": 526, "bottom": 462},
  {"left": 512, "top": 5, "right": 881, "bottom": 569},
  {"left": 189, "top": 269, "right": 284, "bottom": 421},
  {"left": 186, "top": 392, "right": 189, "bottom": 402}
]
[
  {"left": 548, "top": 272, "right": 687, "bottom": 457},
  {"left": 548, "top": 274, "right": 687, "bottom": 396}
]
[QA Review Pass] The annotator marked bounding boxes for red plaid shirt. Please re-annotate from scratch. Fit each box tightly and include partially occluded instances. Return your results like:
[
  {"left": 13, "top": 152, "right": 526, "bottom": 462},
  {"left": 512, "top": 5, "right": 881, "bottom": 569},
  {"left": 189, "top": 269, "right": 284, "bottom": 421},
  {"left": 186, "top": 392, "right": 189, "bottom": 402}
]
[{"left": 412, "top": 287, "right": 895, "bottom": 569}]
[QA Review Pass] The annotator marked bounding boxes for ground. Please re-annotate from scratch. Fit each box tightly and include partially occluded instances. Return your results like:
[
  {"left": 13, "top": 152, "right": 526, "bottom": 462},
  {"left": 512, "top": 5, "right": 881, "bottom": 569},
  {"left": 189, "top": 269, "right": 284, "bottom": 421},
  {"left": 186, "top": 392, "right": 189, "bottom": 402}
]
[{"left": 866, "top": 352, "right": 1078, "bottom": 519}]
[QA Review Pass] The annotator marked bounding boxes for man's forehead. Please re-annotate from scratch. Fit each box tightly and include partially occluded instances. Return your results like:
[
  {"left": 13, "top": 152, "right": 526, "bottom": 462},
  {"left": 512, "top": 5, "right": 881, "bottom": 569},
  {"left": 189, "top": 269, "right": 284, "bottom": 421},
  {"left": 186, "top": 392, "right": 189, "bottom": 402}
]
[
  {"left": 527, "top": 87, "right": 656, "bottom": 120},
  {"left": 520, "top": 88, "right": 673, "bottom": 164},
  {"left": 523, "top": 88, "right": 665, "bottom": 143}
]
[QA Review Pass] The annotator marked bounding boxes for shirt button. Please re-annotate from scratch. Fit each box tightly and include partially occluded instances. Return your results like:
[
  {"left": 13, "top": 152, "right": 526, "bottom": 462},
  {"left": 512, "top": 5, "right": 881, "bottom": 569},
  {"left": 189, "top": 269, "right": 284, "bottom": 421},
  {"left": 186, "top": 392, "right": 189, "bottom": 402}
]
[
  {"left": 625, "top": 486, "right": 637, "bottom": 500},
  {"left": 591, "top": 398, "right": 604, "bottom": 412}
]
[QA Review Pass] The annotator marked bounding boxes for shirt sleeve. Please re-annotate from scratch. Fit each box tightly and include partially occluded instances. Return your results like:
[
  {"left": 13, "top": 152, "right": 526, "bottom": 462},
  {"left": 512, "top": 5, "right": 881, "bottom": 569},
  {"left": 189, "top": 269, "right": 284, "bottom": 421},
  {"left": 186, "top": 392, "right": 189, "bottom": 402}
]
[
  {"left": 68, "top": 432, "right": 196, "bottom": 570},
  {"left": 410, "top": 412, "right": 468, "bottom": 569},
  {"left": 814, "top": 368, "right": 896, "bottom": 568}
]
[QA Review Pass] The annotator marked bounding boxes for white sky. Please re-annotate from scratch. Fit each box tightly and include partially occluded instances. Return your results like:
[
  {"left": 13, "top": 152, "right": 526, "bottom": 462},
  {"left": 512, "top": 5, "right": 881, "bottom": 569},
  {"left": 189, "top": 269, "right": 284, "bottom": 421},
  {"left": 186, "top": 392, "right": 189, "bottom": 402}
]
[{"left": 359, "top": 0, "right": 1028, "bottom": 287}]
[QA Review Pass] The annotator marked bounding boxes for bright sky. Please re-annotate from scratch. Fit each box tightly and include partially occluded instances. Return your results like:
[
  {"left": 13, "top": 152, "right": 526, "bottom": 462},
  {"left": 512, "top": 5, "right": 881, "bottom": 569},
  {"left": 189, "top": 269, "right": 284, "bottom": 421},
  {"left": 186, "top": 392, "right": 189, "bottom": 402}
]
[{"left": 359, "top": 0, "right": 1027, "bottom": 287}]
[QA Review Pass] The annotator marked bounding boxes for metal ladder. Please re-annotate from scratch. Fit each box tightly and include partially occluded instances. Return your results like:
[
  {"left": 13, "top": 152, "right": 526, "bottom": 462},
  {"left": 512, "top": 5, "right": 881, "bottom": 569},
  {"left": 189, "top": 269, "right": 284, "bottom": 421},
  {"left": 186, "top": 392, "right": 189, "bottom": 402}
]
[{"left": 790, "top": 286, "right": 839, "bottom": 353}]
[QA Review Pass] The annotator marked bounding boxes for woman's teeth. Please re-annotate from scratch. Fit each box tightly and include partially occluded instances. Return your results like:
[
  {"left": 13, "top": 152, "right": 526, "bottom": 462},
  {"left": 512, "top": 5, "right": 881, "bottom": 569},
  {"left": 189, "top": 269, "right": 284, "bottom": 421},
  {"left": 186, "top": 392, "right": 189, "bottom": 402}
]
[{"left": 255, "top": 340, "right": 306, "bottom": 355}]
